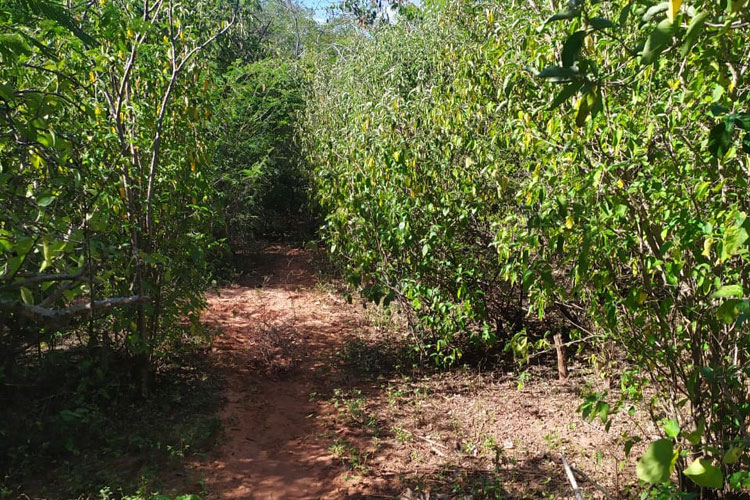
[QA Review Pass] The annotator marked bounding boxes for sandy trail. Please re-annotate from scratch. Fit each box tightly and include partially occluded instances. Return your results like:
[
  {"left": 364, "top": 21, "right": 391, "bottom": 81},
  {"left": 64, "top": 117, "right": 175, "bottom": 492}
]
[{"left": 193, "top": 247, "right": 363, "bottom": 500}]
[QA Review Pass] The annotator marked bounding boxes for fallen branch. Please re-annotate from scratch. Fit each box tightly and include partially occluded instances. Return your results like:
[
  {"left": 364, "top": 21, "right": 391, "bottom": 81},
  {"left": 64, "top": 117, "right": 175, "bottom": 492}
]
[
  {"left": 570, "top": 464, "right": 616, "bottom": 500},
  {"left": 561, "top": 454, "right": 584, "bottom": 500},
  {"left": 0, "top": 295, "right": 151, "bottom": 326},
  {"left": 414, "top": 434, "right": 447, "bottom": 457}
]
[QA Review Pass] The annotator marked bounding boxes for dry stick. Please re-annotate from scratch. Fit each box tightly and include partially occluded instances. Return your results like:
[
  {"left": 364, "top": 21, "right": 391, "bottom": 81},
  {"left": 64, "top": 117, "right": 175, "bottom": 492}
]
[
  {"left": 554, "top": 333, "right": 568, "bottom": 380},
  {"left": 570, "top": 464, "right": 617, "bottom": 500},
  {"left": 414, "top": 434, "right": 447, "bottom": 457},
  {"left": 561, "top": 454, "right": 584, "bottom": 500}
]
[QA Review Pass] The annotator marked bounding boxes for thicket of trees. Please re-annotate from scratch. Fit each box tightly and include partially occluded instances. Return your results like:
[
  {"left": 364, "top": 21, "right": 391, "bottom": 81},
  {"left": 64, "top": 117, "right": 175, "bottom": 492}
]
[
  {"left": 2, "top": 0, "right": 749, "bottom": 496},
  {"left": 0, "top": 0, "right": 316, "bottom": 493},
  {"left": 0, "top": 0, "right": 318, "bottom": 388},
  {"left": 302, "top": 0, "right": 750, "bottom": 495}
]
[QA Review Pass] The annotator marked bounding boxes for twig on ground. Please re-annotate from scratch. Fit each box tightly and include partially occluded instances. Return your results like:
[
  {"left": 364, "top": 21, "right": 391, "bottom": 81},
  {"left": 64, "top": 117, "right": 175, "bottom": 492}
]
[
  {"left": 561, "top": 454, "right": 584, "bottom": 500},
  {"left": 414, "top": 434, "right": 447, "bottom": 457},
  {"left": 571, "top": 464, "right": 617, "bottom": 500}
]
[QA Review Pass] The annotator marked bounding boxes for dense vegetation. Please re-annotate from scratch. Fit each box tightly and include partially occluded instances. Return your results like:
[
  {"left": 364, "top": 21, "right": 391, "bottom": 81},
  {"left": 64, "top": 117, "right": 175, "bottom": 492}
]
[
  {"left": 2, "top": 0, "right": 749, "bottom": 497},
  {"left": 0, "top": 0, "right": 312, "bottom": 496},
  {"left": 302, "top": 0, "right": 750, "bottom": 495}
]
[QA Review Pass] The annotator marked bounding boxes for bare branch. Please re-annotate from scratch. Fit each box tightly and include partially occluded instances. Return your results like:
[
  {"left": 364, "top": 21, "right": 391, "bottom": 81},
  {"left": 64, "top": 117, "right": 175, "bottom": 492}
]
[
  {"left": 144, "top": 0, "right": 240, "bottom": 235},
  {"left": 0, "top": 295, "right": 151, "bottom": 326},
  {"left": 0, "top": 268, "right": 87, "bottom": 291}
]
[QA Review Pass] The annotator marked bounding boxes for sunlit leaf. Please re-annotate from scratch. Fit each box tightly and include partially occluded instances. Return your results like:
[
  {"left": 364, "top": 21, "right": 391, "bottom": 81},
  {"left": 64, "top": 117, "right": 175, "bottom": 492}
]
[
  {"left": 684, "top": 458, "right": 723, "bottom": 489},
  {"left": 637, "top": 439, "right": 676, "bottom": 484}
]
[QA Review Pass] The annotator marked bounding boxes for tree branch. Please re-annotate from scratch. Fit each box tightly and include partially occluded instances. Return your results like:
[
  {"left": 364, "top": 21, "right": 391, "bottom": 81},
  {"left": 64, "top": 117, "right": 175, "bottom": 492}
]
[
  {"left": 0, "top": 269, "right": 87, "bottom": 291},
  {"left": 144, "top": 0, "right": 240, "bottom": 235},
  {"left": 0, "top": 295, "right": 151, "bottom": 326}
]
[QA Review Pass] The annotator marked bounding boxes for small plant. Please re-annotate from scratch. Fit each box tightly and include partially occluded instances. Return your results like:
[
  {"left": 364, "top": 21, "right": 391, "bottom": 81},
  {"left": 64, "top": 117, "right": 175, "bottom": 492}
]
[
  {"left": 327, "top": 438, "right": 370, "bottom": 473},
  {"left": 392, "top": 425, "right": 413, "bottom": 444}
]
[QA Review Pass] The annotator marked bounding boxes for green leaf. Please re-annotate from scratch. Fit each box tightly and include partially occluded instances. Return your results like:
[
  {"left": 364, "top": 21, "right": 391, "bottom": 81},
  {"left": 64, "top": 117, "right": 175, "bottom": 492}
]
[
  {"left": 575, "top": 86, "right": 602, "bottom": 127},
  {"left": 26, "top": 0, "right": 98, "bottom": 46},
  {"left": 641, "top": 19, "right": 676, "bottom": 65},
  {"left": 732, "top": 114, "right": 750, "bottom": 131},
  {"left": 663, "top": 419, "right": 680, "bottom": 438},
  {"left": 561, "top": 31, "right": 586, "bottom": 67},
  {"left": 545, "top": 7, "right": 581, "bottom": 24},
  {"left": 0, "top": 33, "right": 32, "bottom": 61},
  {"left": 20, "top": 286, "right": 34, "bottom": 305},
  {"left": 683, "top": 420, "right": 704, "bottom": 445},
  {"left": 723, "top": 446, "right": 743, "bottom": 465},
  {"left": 37, "top": 195, "right": 55, "bottom": 207},
  {"left": 588, "top": 17, "right": 615, "bottom": 29},
  {"left": 717, "top": 299, "right": 741, "bottom": 324},
  {"left": 642, "top": 2, "right": 669, "bottom": 22},
  {"left": 712, "top": 285, "right": 743, "bottom": 299},
  {"left": 684, "top": 458, "right": 723, "bottom": 489},
  {"left": 708, "top": 121, "right": 733, "bottom": 158},
  {"left": 16, "top": 238, "right": 34, "bottom": 257},
  {"left": 681, "top": 12, "right": 708, "bottom": 56},
  {"left": 637, "top": 439, "right": 675, "bottom": 484},
  {"left": 550, "top": 81, "right": 583, "bottom": 109},
  {"left": 0, "top": 83, "right": 14, "bottom": 101},
  {"left": 538, "top": 65, "right": 579, "bottom": 83},
  {"left": 618, "top": 3, "right": 633, "bottom": 26}
]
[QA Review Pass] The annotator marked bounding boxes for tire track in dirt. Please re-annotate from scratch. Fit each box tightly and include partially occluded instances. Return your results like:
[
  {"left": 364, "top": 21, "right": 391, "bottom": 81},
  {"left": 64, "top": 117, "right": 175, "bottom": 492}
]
[{"left": 192, "top": 247, "right": 367, "bottom": 499}]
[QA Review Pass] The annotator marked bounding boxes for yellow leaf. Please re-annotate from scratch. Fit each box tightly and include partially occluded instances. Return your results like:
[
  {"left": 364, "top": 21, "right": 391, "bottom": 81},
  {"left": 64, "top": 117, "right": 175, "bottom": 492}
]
[
  {"left": 565, "top": 216, "right": 574, "bottom": 229},
  {"left": 190, "top": 162, "right": 196, "bottom": 172},
  {"left": 89, "top": 71, "right": 96, "bottom": 84},
  {"left": 127, "top": 29, "right": 134, "bottom": 39},
  {"left": 668, "top": 0, "right": 682, "bottom": 22},
  {"left": 702, "top": 237, "right": 713, "bottom": 258}
]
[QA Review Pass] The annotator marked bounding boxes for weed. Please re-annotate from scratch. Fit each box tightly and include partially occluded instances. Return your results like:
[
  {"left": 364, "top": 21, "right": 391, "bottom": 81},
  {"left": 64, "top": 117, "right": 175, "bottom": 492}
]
[
  {"left": 392, "top": 425, "right": 413, "bottom": 444},
  {"left": 327, "top": 437, "right": 370, "bottom": 473}
]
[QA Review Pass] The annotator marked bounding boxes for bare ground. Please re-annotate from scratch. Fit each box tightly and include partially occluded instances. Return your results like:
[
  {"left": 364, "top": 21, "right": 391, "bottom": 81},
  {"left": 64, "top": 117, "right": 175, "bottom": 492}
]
[{"left": 177, "top": 246, "right": 650, "bottom": 500}]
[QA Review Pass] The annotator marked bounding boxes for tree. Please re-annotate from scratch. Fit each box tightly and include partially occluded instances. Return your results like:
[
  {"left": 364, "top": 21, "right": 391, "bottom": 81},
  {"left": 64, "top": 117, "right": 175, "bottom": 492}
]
[{"left": 0, "top": 0, "right": 237, "bottom": 394}]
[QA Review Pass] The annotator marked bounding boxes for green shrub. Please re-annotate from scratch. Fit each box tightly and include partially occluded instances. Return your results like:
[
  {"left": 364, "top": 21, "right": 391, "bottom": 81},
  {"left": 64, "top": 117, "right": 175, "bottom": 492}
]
[
  {"left": 212, "top": 58, "right": 309, "bottom": 247},
  {"left": 303, "top": 0, "right": 750, "bottom": 493}
]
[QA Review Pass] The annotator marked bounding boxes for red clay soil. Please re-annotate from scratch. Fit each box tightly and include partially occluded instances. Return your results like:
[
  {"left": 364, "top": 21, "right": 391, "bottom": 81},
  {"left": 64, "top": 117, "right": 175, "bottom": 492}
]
[
  {"left": 180, "top": 246, "right": 646, "bottom": 500},
  {"left": 188, "top": 247, "right": 376, "bottom": 500}
]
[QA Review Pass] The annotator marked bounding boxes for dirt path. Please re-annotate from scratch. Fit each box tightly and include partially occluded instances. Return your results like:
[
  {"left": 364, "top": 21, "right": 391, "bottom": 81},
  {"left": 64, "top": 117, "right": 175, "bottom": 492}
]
[
  {"left": 191, "top": 247, "right": 369, "bottom": 500},
  {"left": 182, "top": 246, "right": 641, "bottom": 500}
]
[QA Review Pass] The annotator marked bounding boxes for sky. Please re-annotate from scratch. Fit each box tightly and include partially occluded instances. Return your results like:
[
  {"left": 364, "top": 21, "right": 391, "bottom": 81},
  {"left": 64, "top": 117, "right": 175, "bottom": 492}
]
[{"left": 300, "top": 0, "right": 337, "bottom": 22}]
